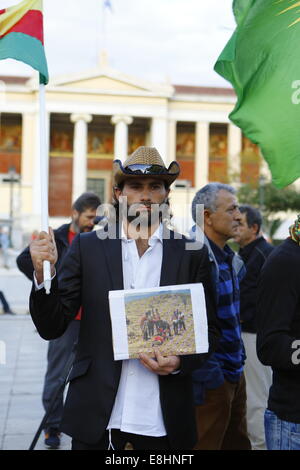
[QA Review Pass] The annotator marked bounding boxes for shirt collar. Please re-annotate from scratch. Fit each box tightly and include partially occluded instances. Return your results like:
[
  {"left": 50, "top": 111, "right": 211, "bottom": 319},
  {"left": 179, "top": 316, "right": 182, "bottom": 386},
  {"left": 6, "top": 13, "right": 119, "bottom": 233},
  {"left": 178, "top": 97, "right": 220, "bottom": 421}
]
[
  {"left": 121, "top": 223, "right": 163, "bottom": 245},
  {"left": 208, "top": 237, "right": 234, "bottom": 264},
  {"left": 239, "top": 236, "right": 264, "bottom": 258}
]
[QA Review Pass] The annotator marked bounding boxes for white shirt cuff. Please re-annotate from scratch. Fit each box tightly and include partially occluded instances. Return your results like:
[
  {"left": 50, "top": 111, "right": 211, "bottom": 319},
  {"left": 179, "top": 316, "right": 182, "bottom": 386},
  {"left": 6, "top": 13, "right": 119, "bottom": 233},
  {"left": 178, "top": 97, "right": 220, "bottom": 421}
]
[{"left": 33, "top": 270, "right": 56, "bottom": 290}]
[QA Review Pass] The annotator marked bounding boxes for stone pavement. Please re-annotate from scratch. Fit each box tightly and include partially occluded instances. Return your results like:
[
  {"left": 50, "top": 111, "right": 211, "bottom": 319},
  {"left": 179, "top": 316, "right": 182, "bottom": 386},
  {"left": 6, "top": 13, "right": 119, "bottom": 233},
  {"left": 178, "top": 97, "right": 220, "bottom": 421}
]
[{"left": 0, "top": 314, "right": 72, "bottom": 451}]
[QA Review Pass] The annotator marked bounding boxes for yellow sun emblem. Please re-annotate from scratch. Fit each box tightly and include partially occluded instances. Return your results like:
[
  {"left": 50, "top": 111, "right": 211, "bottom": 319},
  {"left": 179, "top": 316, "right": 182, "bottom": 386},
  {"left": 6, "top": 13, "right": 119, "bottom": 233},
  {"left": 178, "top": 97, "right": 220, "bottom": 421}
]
[{"left": 275, "top": 0, "right": 300, "bottom": 27}]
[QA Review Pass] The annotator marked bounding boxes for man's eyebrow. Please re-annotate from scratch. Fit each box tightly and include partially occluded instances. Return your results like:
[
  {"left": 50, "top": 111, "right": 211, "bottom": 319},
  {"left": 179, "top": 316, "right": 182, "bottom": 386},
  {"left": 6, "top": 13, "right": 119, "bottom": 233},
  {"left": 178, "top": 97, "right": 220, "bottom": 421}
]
[
  {"left": 227, "top": 203, "right": 238, "bottom": 210},
  {"left": 127, "top": 180, "right": 142, "bottom": 185}
]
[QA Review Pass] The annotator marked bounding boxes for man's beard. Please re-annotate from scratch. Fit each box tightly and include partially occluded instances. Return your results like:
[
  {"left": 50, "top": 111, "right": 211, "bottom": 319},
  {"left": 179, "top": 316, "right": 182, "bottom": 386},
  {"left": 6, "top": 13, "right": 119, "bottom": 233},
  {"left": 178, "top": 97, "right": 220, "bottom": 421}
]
[{"left": 72, "top": 217, "right": 94, "bottom": 233}]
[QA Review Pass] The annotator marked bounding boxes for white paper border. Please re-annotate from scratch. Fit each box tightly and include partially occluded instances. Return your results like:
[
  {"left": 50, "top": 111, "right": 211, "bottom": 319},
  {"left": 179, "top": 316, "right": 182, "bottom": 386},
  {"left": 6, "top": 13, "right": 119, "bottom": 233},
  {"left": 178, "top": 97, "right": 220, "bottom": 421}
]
[{"left": 109, "top": 283, "right": 208, "bottom": 360}]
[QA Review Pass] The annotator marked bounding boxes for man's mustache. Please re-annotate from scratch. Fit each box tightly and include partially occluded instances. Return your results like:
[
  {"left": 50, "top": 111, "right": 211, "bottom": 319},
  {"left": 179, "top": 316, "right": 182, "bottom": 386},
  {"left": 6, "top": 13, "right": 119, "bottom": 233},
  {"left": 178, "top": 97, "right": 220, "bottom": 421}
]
[{"left": 129, "top": 202, "right": 155, "bottom": 211}]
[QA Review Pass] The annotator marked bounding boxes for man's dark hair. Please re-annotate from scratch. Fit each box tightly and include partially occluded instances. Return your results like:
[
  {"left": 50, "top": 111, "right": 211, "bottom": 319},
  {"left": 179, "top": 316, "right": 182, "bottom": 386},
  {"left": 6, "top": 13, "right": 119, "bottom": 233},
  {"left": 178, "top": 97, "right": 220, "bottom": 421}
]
[
  {"left": 72, "top": 192, "right": 101, "bottom": 213},
  {"left": 239, "top": 205, "right": 262, "bottom": 235}
]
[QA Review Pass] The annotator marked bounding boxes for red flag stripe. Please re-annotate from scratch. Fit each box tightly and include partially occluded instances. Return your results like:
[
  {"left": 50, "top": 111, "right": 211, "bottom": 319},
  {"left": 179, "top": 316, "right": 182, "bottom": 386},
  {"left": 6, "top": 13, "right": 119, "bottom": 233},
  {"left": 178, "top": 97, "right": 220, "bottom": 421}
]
[{"left": 0, "top": 10, "right": 44, "bottom": 44}]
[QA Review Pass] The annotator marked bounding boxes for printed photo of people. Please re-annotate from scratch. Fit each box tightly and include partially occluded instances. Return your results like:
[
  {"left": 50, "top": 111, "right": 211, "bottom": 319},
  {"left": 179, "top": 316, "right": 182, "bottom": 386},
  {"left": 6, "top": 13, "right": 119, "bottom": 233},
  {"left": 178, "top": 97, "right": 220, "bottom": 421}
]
[{"left": 124, "top": 289, "right": 196, "bottom": 358}]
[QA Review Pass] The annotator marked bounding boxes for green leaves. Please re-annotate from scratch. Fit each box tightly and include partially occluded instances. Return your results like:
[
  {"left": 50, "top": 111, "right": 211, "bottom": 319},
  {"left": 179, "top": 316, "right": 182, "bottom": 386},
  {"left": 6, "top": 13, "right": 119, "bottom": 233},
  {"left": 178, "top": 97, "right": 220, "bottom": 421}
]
[{"left": 238, "top": 182, "right": 300, "bottom": 214}]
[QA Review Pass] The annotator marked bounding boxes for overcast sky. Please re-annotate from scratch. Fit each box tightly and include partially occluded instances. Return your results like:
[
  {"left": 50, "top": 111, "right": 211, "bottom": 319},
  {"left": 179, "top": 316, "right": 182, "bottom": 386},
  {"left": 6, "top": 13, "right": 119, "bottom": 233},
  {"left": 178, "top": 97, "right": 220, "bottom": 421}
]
[{"left": 0, "top": 0, "right": 236, "bottom": 87}]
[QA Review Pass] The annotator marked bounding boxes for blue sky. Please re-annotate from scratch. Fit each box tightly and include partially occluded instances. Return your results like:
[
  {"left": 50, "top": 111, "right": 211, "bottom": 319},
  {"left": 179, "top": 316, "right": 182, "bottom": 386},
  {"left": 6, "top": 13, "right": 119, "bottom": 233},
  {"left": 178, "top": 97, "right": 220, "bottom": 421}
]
[{"left": 0, "top": 0, "right": 235, "bottom": 86}]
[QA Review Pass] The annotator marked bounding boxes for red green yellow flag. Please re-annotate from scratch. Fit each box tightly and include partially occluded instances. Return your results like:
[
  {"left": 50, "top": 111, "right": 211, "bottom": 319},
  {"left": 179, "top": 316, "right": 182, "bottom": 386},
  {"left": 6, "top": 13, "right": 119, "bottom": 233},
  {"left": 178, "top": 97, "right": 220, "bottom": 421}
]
[
  {"left": 214, "top": 0, "right": 300, "bottom": 188},
  {"left": 0, "top": 0, "right": 48, "bottom": 84}
]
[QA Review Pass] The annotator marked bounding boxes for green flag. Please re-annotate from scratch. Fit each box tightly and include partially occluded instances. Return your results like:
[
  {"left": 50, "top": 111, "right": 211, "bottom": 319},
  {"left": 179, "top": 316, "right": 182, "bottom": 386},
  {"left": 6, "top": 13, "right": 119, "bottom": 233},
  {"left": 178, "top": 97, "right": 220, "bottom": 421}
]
[{"left": 214, "top": 0, "right": 300, "bottom": 188}]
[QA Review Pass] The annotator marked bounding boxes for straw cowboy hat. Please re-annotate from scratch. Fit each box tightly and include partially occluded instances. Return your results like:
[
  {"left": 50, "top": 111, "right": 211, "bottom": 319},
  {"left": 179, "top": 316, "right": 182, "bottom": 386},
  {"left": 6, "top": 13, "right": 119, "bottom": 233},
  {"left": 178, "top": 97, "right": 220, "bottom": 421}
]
[{"left": 113, "top": 146, "right": 180, "bottom": 186}]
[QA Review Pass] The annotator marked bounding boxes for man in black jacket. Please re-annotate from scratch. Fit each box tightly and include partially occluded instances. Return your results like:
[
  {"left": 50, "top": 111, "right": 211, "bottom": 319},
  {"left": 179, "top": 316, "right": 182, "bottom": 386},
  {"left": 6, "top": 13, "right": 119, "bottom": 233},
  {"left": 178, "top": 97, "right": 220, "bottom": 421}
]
[
  {"left": 28, "top": 146, "right": 218, "bottom": 450},
  {"left": 16, "top": 192, "right": 101, "bottom": 449},
  {"left": 257, "top": 215, "right": 300, "bottom": 450},
  {"left": 234, "top": 205, "right": 273, "bottom": 450}
]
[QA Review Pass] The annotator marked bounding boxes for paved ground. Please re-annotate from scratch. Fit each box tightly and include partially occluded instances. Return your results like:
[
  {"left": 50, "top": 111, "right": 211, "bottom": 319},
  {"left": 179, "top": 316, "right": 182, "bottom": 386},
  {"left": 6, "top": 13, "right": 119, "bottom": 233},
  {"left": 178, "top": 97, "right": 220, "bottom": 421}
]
[
  {"left": 0, "top": 314, "right": 72, "bottom": 451},
  {"left": 0, "top": 258, "right": 72, "bottom": 451}
]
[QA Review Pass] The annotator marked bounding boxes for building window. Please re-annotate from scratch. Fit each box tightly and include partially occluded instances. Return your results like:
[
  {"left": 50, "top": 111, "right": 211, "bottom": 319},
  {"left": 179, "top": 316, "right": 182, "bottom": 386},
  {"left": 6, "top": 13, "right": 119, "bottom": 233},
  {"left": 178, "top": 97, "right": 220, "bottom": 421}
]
[
  {"left": 50, "top": 113, "right": 73, "bottom": 156},
  {"left": 241, "top": 135, "right": 261, "bottom": 186},
  {"left": 209, "top": 123, "right": 228, "bottom": 183},
  {"left": 0, "top": 113, "right": 22, "bottom": 175},
  {"left": 87, "top": 177, "right": 106, "bottom": 203},
  {"left": 176, "top": 122, "right": 195, "bottom": 187}
]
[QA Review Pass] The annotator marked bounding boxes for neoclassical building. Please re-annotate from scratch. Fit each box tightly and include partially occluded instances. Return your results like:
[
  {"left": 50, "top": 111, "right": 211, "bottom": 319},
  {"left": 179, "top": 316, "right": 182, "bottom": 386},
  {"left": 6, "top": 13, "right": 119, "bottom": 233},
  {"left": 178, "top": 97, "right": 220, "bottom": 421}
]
[{"left": 0, "top": 56, "right": 266, "bottom": 235}]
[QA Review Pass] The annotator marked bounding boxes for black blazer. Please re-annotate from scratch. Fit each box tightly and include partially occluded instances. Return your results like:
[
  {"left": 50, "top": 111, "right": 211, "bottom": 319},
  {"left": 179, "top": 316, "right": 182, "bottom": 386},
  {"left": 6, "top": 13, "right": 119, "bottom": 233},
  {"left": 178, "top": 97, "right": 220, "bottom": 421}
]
[{"left": 30, "top": 229, "right": 218, "bottom": 449}]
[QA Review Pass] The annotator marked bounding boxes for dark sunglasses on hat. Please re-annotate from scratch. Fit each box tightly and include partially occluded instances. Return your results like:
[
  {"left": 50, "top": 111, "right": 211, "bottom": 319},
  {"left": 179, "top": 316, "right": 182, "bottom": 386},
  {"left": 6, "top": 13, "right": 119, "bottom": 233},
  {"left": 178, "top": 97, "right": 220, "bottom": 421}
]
[{"left": 124, "top": 163, "right": 169, "bottom": 176}]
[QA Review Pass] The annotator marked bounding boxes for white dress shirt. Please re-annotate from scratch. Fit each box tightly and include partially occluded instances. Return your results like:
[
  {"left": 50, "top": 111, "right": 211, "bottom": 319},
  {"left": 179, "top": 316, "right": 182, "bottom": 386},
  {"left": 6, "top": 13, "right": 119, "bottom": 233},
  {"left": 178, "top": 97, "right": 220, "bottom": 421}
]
[{"left": 107, "top": 223, "right": 167, "bottom": 437}]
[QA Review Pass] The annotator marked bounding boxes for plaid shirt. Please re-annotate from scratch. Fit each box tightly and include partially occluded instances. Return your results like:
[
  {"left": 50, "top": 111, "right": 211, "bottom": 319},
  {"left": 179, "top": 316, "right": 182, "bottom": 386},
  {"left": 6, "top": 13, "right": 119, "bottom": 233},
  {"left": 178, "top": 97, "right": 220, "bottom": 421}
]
[{"left": 209, "top": 239, "right": 245, "bottom": 383}]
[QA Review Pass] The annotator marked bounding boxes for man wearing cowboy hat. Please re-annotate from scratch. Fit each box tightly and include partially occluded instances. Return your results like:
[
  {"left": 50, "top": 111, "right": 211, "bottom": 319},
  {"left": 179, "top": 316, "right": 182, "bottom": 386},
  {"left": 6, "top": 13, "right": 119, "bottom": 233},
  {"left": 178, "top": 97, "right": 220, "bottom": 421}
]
[{"left": 28, "top": 146, "right": 218, "bottom": 450}]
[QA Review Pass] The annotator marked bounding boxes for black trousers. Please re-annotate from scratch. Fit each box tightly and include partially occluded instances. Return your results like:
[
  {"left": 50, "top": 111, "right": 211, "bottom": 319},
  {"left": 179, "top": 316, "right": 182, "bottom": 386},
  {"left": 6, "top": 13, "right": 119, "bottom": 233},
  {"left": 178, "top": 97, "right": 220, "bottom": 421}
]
[
  {"left": 42, "top": 320, "right": 80, "bottom": 429},
  {"left": 72, "top": 429, "right": 171, "bottom": 450}
]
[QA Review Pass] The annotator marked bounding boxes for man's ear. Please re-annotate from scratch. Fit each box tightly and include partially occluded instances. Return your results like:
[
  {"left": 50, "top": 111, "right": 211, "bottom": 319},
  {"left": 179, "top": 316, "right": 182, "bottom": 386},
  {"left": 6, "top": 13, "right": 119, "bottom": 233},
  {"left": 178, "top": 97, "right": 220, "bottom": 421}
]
[
  {"left": 71, "top": 209, "right": 79, "bottom": 220},
  {"left": 252, "top": 223, "right": 259, "bottom": 236},
  {"left": 204, "top": 209, "right": 212, "bottom": 226}
]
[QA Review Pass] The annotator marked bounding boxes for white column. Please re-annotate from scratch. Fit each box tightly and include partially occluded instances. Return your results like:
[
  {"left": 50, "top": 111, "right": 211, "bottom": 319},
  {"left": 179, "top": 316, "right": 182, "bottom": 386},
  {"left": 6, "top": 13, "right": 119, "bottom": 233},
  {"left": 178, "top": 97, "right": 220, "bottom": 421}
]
[
  {"left": 228, "top": 123, "right": 242, "bottom": 183},
  {"left": 195, "top": 122, "right": 210, "bottom": 189},
  {"left": 32, "top": 111, "right": 50, "bottom": 218},
  {"left": 71, "top": 113, "right": 92, "bottom": 202},
  {"left": 151, "top": 117, "right": 168, "bottom": 162},
  {"left": 21, "top": 112, "right": 36, "bottom": 187},
  {"left": 111, "top": 115, "right": 133, "bottom": 162},
  {"left": 167, "top": 119, "right": 177, "bottom": 165}
]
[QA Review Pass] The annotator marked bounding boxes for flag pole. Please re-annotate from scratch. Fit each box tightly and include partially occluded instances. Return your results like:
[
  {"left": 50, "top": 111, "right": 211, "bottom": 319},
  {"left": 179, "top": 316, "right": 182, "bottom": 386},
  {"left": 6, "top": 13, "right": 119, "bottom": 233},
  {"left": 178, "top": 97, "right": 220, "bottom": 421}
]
[
  {"left": 39, "top": 82, "right": 51, "bottom": 294},
  {"left": 102, "top": 0, "right": 107, "bottom": 52}
]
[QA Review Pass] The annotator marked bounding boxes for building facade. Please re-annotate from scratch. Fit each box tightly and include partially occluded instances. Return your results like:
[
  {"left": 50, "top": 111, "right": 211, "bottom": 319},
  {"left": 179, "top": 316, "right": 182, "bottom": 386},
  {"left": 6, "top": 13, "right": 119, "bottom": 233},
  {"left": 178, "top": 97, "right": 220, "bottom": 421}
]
[{"left": 0, "top": 60, "right": 266, "bottom": 236}]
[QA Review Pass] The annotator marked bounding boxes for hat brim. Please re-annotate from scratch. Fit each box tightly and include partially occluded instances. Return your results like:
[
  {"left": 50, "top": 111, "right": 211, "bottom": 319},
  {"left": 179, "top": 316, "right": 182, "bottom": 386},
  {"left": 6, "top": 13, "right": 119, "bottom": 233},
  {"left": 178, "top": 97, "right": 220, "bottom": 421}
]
[{"left": 113, "top": 160, "right": 180, "bottom": 186}]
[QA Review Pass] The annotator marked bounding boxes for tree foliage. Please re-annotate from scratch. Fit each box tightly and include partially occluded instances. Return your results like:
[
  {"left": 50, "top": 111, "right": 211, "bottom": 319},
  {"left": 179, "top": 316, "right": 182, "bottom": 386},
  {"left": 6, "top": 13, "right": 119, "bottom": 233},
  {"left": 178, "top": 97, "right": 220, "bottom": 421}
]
[
  {"left": 237, "top": 182, "right": 300, "bottom": 215},
  {"left": 237, "top": 182, "right": 300, "bottom": 238}
]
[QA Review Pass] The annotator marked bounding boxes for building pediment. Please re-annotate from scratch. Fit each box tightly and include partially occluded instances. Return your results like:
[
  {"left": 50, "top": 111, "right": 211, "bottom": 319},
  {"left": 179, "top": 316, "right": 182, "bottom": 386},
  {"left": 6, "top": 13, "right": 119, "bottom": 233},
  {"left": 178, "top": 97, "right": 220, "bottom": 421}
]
[
  {"left": 49, "top": 61, "right": 174, "bottom": 98},
  {"left": 54, "top": 74, "right": 149, "bottom": 92}
]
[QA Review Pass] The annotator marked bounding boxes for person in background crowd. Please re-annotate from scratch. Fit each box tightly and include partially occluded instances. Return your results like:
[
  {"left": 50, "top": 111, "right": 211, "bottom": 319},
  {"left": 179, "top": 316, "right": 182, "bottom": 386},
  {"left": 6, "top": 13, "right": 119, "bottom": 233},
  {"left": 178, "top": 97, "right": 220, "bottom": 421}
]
[
  {"left": 191, "top": 183, "right": 251, "bottom": 450},
  {"left": 16, "top": 192, "right": 101, "bottom": 449},
  {"left": 0, "top": 226, "right": 10, "bottom": 269},
  {"left": 0, "top": 290, "right": 16, "bottom": 315},
  {"left": 257, "top": 214, "right": 300, "bottom": 450},
  {"left": 234, "top": 205, "right": 273, "bottom": 450}
]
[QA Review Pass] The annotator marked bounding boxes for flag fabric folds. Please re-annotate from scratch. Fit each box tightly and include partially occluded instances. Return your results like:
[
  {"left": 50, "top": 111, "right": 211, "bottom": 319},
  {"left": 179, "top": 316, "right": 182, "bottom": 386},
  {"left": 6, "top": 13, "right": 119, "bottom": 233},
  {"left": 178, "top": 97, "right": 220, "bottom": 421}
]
[
  {"left": 0, "top": 0, "right": 48, "bottom": 84},
  {"left": 214, "top": 0, "right": 300, "bottom": 188}
]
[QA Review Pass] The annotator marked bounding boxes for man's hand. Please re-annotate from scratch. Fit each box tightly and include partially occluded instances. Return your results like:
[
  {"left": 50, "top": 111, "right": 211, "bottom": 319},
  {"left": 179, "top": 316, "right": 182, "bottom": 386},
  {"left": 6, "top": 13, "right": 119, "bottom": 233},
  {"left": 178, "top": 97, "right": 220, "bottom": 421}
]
[
  {"left": 139, "top": 349, "right": 180, "bottom": 376},
  {"left": 29, "top": 228, "right": 57, "bottom": 284}
]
